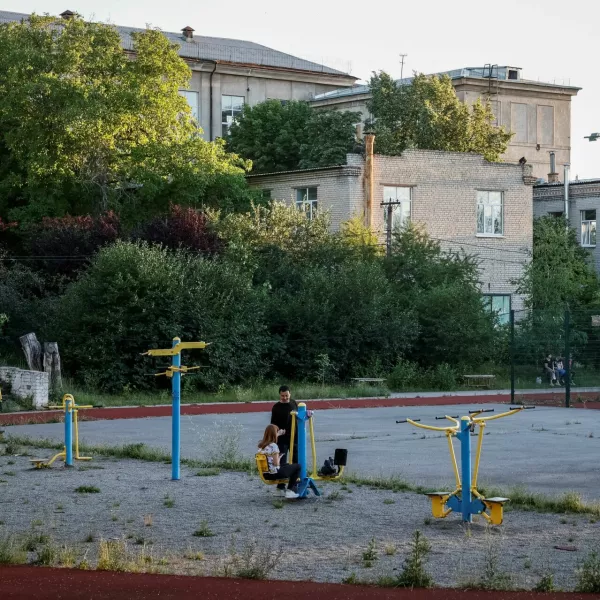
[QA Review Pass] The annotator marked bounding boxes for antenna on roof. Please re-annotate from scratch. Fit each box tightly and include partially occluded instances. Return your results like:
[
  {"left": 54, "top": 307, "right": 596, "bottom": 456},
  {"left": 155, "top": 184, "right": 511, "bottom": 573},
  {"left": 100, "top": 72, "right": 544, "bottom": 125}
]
[{"left": 399, "top": 53, "right": 407, "bottom": 81}]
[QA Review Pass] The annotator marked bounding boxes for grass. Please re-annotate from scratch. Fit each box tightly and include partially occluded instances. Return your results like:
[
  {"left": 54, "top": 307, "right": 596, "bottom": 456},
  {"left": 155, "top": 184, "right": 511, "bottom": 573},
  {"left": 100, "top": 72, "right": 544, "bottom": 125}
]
[
  {"left": 193, "top": 521, "right": 215, "bottom": 538},
  {"left": 163, "top": 496, "right": 175, "bottom": 508},
  {"left": 575, "top": 550, "right": 600, "bottom": 593},
  {"left": 0, "top": 535, "right": 27, "bottom": 565},
  {"left": 74, "top": 485, "right": 100, "bottom": 494},
  {"left": 272, "top": 499, "right": 284, "bottom": 509}
]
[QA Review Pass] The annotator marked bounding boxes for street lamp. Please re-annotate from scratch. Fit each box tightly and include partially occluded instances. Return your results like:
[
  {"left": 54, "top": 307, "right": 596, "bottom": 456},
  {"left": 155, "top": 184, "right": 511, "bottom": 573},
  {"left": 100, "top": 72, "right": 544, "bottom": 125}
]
[{"left": 585, "top": 132, "right": 600, "bottom": 141}]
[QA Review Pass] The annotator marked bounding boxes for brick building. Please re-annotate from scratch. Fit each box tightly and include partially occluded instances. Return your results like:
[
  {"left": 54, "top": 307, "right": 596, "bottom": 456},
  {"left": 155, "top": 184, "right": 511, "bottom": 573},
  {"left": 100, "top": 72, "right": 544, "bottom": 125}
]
[
  {"left": 534, "top": 179, "right": 600, "bottom": 272},
  {"left": 0, "top": 10, "right": 356, "bottom": 141},
  {"left": 248, "top": 138, "right": 535, "bottom": 318}
]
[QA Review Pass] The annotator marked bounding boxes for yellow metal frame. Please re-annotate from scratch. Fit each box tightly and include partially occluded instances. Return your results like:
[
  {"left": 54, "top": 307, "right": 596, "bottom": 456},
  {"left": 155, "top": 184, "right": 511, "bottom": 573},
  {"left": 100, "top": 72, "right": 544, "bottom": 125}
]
[
  {"left": 143, "top": 341, "right": 209, "bottom": 357},
  {"left": 406, "top": 407, "right": 525, "bottom": 523}
]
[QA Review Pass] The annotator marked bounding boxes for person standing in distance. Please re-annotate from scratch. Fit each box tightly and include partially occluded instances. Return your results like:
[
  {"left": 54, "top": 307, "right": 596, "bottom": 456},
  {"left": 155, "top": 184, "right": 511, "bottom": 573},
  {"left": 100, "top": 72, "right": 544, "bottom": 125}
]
[{"left": 271, "top": 385, "right": 298, "bottom": 491}]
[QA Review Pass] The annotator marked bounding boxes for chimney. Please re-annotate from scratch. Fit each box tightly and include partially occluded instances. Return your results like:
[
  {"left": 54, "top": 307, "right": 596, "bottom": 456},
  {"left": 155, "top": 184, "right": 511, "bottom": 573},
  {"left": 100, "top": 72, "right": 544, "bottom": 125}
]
[
  {"left": 363, "top": 133, "right": 375, "bottom": 229},
  {"left": 181, "top": 26, "right": 195, "bottom": 42},
  {"left": 548, "top": 151, "right": 559, "bottom": 183},
  {"left": 355, "top": 122, "right": 364, "bottom": 141},
  {"left": 60, "top": 10, "right": 75, "bottom": 19}
]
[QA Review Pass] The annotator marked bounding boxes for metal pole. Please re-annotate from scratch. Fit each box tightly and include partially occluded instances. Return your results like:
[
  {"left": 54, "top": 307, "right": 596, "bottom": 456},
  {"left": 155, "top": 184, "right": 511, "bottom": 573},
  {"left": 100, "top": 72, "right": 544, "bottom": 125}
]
[
  {"left": 172, "top": 337, "right": 181, "bottom": 480},
  {"left": 510, "top": 310, "right": 515, "bottom": 405},
  {"left": 386, "top": 205, "right": 393, "bottom": 258},
  {"left": 64, "top": 397, "right": 73, "bottom": 467},
  {"left": 296, "top": 403, "right": 307, "bottom": 482},
  {"left": 565, "top": 310, "right": 571, "bottom": 408},
  {"left": 460, "top": 417, "right": 472, "bottom": 523},
  {"left": 564, "top": 164, "right": 570, "bottom": 228}
]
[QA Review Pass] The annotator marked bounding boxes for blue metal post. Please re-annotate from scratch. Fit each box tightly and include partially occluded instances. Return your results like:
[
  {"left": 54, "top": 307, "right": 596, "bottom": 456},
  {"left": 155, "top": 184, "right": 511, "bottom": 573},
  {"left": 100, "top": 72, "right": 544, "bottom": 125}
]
[
  {"left": 171, "top": 337, "right": 181, "bottom": 481},
  {"left": 64, "top": 397, "right": 73, "bottom": 467},
  {"left": 460, "top": 417, "right": 472, "bottom": 522},
  {"left": 296, "top": 403, "right": 307, "bottom": 481}
]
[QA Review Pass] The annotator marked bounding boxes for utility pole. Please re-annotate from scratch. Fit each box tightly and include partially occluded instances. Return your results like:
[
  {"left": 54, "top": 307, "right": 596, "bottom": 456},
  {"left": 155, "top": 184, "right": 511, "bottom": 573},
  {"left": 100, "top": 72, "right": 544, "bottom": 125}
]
[{"left": 399, "top": 53, "right": 407, "bottom": 81}]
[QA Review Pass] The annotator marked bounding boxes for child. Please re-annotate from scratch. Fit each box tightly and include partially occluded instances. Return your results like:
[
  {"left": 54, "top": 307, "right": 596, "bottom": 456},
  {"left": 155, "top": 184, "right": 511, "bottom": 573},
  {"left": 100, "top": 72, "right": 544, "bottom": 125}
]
[{"left": 257, "top": 424, "right": 300, "bottom": 499}]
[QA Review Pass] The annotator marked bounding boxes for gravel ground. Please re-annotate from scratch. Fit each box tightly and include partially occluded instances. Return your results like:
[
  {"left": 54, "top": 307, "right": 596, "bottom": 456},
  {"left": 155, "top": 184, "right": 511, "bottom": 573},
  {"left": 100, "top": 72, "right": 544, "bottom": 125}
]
[{"left": 1, "top": 448, "right": 599, "bottom": 592}]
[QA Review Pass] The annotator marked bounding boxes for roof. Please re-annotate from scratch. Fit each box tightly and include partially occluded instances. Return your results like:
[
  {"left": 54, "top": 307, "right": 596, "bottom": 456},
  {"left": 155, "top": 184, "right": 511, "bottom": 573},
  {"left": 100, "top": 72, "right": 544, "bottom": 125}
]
[
  {"left": 312, "top": 65, "right": 580, "bottom": 101},
  {"left": 0, "top": 10, "right": 352, "bottom": 77},
  {"left": 534, "top": 178, "right": 600, "bottom": 188}
]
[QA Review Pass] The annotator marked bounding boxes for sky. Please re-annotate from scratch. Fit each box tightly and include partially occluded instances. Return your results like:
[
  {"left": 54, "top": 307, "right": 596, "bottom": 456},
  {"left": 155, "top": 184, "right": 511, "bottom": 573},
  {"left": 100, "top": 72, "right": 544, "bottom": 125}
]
[{"left": 7, "top": 0, "right": 600, "bottom": 179}]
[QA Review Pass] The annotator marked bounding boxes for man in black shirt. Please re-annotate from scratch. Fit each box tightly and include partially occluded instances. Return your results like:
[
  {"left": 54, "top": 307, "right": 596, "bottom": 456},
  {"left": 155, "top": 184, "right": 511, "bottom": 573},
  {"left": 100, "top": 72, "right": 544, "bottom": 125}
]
[{"left": 271, "top": 385, "right": 298, "bottom": 491}]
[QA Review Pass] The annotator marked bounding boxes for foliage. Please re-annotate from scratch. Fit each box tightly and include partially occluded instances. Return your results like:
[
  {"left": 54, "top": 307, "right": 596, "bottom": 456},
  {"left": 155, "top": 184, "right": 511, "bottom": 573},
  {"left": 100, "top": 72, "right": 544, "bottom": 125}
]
[
  {"left": 48, "top": 242, "right": 268, "bottom": 392},
  {"left": 367, "top": 72, "right": 511, "bottom": 161},
  {"left": 133, "top": 205, "right": 222, "bottom": 254},
  {"left": 227, "top": 99, "right": 360, "bottom": 173},
  {"left": 575, "top": 550, "right": 600, "bottom": 593},
  {"left": 385, "top": 224, "right": 497, "bottom": 367},
  {"left": 0, "top": 14, "right": 249, "bottom": 222},
  {"left": 396, "top": 530, "right": 433, "bottom": 588}
]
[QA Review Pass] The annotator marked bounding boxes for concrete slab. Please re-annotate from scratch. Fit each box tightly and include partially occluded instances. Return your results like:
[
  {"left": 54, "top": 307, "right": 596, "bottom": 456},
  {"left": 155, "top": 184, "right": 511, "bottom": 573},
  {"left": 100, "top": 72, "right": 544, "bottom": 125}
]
[{"left": 8, "top": 403, "right": 600, "bottom": 499}]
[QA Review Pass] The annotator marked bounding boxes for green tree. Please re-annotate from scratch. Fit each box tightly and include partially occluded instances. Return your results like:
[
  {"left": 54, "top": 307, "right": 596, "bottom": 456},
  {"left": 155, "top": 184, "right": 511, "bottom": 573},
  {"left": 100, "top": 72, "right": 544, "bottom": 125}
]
[
  {"left": 367, "top": 72, "right": 512, "bottom": 161},
  {"left": 0, "top": 13, "right": 248, "bottom": 222},
  {"left": 227, "top": 100, "right": 360, "bottom": 173}
]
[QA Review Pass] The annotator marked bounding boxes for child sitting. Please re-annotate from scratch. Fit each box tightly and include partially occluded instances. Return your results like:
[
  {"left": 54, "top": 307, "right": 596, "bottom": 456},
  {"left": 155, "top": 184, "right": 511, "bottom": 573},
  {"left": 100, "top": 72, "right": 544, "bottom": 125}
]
[{"left": 257, "top": 424, "right": 300, "bottom": 499}]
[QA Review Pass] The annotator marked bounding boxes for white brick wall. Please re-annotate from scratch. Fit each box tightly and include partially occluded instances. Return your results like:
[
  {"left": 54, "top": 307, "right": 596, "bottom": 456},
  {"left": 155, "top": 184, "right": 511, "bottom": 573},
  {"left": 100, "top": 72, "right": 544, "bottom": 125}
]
[
  {"left": 248, "top": 149, "right": 534, "bottom": 312},
  {"left": 0, "top": 367, "right": 49, "bottom": 409}
]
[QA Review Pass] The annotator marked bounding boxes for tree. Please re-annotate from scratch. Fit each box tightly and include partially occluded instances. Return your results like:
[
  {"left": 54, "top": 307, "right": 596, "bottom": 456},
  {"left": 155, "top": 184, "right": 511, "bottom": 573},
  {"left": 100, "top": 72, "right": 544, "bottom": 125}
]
[
  {"left": 0, "top": 14, "right": 249, "bottom": 222},
  {"left": 227, "top": 100, "right": 360, "bottom": 173},
  {"left": 367, "top": 72, "right": 512, "bottom": 161}
]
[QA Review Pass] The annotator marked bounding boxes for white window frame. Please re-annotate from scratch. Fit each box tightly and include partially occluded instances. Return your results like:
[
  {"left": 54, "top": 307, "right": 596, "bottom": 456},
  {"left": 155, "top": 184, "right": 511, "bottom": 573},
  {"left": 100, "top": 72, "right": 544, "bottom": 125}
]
[
  {"left": 382, "top": 186, "right": 412, "bottom": 231},
  {"left": 482, "top": 294, "right": 511, "bottom": 326},
  {"left": 581, "top": 210, "right": 597, "bottom": 247},
  {"left": 295, "top": 187, "right": 318, "bottom": 220},
  {"left": 179, "top": 90, "right": 199, "bottom": 122},
  {"left": 221, "top": 95, "right": 245, "bottom": 137},
  {"left": 477, "top": 191, "right": 504, "bottom": 236}
]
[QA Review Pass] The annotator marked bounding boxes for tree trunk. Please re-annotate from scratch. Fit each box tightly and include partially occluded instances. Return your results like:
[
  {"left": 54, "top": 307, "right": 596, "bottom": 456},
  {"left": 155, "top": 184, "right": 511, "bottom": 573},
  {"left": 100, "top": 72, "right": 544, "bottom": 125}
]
[
  {"left": 43, "top": 342, "right": 63, "bottom": 393},
  {"left": 19, "top": 333, "right": 43, "bottom": 371}
]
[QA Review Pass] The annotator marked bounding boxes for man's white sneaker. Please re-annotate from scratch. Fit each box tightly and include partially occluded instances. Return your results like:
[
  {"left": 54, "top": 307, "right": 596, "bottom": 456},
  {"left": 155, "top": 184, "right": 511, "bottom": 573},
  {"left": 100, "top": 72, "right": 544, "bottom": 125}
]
[{"left": 285, "top": 490, "right": 299, "bottom": 499}]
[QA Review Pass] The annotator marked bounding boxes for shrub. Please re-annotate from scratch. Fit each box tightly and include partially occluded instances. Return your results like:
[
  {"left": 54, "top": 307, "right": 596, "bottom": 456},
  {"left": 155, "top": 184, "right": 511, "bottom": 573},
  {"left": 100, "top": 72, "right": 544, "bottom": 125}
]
[
  {"left": 424, "top": 363, "right": 458, "bottom": 391},
  {"left": 396, "top": 530, "right": 433, "bottom": 588},
  {"left": 575, "top": 550, "right": 600, "bottom": 593},
  {"left": 387, "top": 359, "right": 420, "bottom": 391}
]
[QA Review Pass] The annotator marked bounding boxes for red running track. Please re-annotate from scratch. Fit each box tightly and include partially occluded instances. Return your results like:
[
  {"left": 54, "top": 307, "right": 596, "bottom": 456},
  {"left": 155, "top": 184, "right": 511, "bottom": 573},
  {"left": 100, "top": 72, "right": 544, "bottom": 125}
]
[
  {"left": 1, "top": 392, "right": 599, "bottom": 426},
  {"left": 0, "top": 567, "right": 598, "bottom": 600}
]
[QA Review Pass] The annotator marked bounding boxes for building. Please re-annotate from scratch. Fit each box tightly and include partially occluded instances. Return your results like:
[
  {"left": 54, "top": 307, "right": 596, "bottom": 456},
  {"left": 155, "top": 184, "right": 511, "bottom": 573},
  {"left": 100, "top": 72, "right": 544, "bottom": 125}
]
[
  {"left": 534, "top": 178, "right": 600, "bottom": 271},
  {"left": 0, "top": 10, "right": 356, "bottom": 141},
  {"left": 310, "top": 66, "right": 580, "bottom": 182},
  {"left": 248, "top": 136, "right": 535, "bottom": 318}
]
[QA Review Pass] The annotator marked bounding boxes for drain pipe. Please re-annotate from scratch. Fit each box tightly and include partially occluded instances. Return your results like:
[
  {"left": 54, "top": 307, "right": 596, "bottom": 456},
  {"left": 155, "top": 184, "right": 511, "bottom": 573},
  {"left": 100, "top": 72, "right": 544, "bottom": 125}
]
[
  {"left": 564, "top": 163, "right": 570, "bottom": 228},
  {"left": 364, "top": 133, "right": 375, "bottom": 229},
  {"left": 209, "top": 61, "right": 217, "bottom": 141}
]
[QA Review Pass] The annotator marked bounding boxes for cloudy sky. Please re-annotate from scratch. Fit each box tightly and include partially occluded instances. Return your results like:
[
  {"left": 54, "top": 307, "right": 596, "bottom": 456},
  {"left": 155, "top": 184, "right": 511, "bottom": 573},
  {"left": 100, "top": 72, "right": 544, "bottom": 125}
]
[{"left": 8, "top": 0, "right": 600, "bottom": 179}]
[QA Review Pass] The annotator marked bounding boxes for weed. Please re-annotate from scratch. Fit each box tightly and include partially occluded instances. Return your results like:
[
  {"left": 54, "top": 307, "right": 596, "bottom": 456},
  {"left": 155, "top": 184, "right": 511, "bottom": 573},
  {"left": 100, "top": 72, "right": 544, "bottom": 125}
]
[
  {"left": 193, "top": 521, "right": 215, "bottom": 538},
  {"left": 7, "top": 460, "right": 14, "bottom": 465},
  {"left": 112, "top": 502, "right": 120, "bottom": 508},
  {"left": 196, "top": 468, "right": 220, "bottom": 477},
  {"left": 163, "top": 496, "right": 175, "bottom": 508},
  {"left": 84, "top": 533, "right": 95, "bottom": 543},
  {"left": 384, "top": 544, "right": 397, "bottom": 556},
  {"left": 36, "top": 543, "right": 57, "bottom": 566},
  {"left": 57, "top": 545, "right": 77, "bottom": 568},
  {"left": 111, "top": 515, "right": 119, "bottom": 522},
  {"left": 362, "top": 538, "right": 378, "bottom": 564},
  {"left": 560, "top": 518, "right": 568, "bottom": 524},
  {"left": 97, "top": 539, "right": 128, "bottom": 572},
  {"left": 423, "top": 517, "right": 432, "bottom": 525},
  {"left": 75, "top": 486, "right": 100, "bottom": 494},
  {"left": 524, "top": 558, "right": 532, "bottom": 569},
  {"left": 469, "top": 534, "right": 513, "bottom": 591},
  {"left": 184, "top": 549, "right": 204, "bottom": 561},
  {"left": 4, "top": 442, "right": 18, "bottom": 455},
  {"left": 534, "top": 572, "right": 556, "bottom": 592},
  {"left": 383, "top": 499, "right": 395, "bottom": 505},
  {"left": 24, "top": 532, "right": 50, "bottom": 552},
  {"left": 143, "top": 514, "right": 153, "bottom": 527},
  {"left": 220, "top": 538, "right": 278, "bottom": 580},
  {"left": 395, "top": 530, "right": 433, "bottom": 588},
  {"left": 327, "top": 490, "right": 341, "bottom": 501},
  {"left": 56, "top": 504, "right": 64, "bottom": 511},
  {"left": 3, "top": 471, "right": 15, "bottom": 476},
  {"left": 31, "top": 520, "right": 43, "bottom": 527},
  {"left": 575, "top": 550, "right": 600, "bottom": 593},
  {"left": 342, "top": 572, "right": 359, "bottom": 584},
  {"left": 272, "top": 499, "right": 284, "bottom": 509},
  {"left": 0, "top": 535, "right": 27, "bottom": 564}
]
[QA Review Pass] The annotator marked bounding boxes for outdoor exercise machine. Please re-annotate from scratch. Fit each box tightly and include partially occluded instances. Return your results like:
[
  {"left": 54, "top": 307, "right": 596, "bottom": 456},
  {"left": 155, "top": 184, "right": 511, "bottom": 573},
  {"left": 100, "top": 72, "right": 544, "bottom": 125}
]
[
  {"left": 397, "top": 406, "right": 535, "bottom": 525},
  {"left": 143, "top": 337, "right": 208, "bottom": 481},
  {"left": 255, "top": 402, "right": 348, "bottom": 498},
  {"left": 30, "top": 394, "right": 93, "bottom": 469}
]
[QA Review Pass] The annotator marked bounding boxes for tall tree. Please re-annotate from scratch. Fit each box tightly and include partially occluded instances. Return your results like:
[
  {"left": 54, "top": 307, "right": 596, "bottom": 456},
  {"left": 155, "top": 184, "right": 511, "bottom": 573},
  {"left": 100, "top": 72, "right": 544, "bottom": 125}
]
[
  {"left": 0, "top": 13, "right": 248, "bottom": 221},
  {"left": 227, "top": 100, "right": 360, "bottom": 173},
  {"left": 367, "top": 72, "right": 512, "bottom": 161}
]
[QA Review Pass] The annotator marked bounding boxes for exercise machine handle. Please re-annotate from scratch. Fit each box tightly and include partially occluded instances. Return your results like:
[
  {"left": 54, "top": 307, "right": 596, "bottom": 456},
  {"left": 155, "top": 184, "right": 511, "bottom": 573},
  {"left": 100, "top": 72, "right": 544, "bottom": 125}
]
[
  {"left": 510, "top": 406, "right": 535, "bottom": 410},
  {"left": 396, "top": 419, "right": 420, "bottom": 423},
  {"left": 469, "top": 409, "right": 494, "bottom": 414},
  {"left": 436, "top": 415, "right": 459, "bottom": 420}
]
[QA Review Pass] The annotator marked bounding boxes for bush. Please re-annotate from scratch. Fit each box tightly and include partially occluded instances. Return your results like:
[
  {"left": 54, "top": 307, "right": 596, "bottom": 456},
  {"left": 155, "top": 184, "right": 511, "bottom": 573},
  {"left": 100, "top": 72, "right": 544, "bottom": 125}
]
[
  {"left": 50, "top": 242, "right": 268, "bottom": 392},
  {"left": 576, "top": 550, "right": 600, "bottom": 593},
  {"left": 423, "top": 363, "right": 458, "bottom": 391},
  {"left": 387, "top": 359, "right": 420, "bottom": 391}
]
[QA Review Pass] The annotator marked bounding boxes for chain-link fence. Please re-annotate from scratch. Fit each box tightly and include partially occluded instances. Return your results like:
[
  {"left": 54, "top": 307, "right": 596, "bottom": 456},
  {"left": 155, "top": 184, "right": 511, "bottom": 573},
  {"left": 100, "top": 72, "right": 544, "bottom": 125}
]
[{"left": 510, "top": 308, "right": 600, "bottom": 406}]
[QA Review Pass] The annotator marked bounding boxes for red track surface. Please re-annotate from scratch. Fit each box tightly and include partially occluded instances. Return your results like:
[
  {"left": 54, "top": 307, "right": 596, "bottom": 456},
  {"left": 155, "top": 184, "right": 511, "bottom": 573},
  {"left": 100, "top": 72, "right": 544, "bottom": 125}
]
[
  {"left": 0, "top": 392, "right": 599, "bottom": 426},
  {"left": 0, "top": 567, "right": 597, "bottom": 600}
]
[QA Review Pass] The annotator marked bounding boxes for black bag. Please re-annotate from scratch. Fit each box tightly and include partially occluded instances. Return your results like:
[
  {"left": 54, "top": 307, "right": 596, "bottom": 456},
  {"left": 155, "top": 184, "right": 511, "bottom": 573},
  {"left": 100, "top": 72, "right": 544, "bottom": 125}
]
[{"left": 319, "top": 456, "right": 337, "bottom": 476}]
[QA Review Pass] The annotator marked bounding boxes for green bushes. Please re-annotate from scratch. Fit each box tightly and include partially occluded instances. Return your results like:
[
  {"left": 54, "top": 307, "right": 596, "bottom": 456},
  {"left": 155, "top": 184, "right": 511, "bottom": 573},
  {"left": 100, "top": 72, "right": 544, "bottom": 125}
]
[{"left": 387, "top": 360, "right": 458, "bottom": 392}]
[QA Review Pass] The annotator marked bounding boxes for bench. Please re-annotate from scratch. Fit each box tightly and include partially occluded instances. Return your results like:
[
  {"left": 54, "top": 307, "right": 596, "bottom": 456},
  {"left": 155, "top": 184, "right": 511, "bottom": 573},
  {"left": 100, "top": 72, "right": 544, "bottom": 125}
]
[
  {"left": 351, "top": 378, "right": 386, "bottom": 385},
  {"left": 462, "top": 375, "right": 495, "bottom": 389}
]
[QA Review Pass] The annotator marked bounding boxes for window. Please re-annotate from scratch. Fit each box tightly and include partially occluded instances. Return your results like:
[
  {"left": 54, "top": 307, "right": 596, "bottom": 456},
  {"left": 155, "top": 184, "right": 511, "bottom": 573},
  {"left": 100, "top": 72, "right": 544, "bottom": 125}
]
[
  {"left": 483, "top": 295, "right": 511, "bottom": 325},
  {"left": 508, "top": 69, "right": 519, "bottom": 80},
  {"left": 581, "top": 209, "right": 597, "bottom": 247},
  {"left": 477, "top": 191, "right": 503, "bottom": 235},
  {"left": 296, "top": 187, "right": 318, "bottom": 220},
  {"left": 549, "top": 211, "right": 564, "bottom": 218},
  {"left": 511, "top": 103, "right": 528, "bottom": 143},
  {"left": 221, "top": 95, "right": 244, "bottom": 136},
  {"left": 179, "top": 90, "right": 199, "bottom": 121},
  {"left": 538, "top": 105, "right": 554, "bottom": 146},
  {"left": 260, "top": 189, "right": 272, "bottom": 200},
  {"left": 382, "top": 187, "right": 411, "bottom": 231}
]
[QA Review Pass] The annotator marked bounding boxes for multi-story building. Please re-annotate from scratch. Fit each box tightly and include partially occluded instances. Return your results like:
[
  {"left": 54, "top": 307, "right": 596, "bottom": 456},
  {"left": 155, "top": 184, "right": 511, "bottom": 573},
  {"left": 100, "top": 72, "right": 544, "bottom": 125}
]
[
  {"left": 534, "top": 179, "right": 600, "bottom": 271},
  {"left": 310, "top": 66, "right": 580, "bottom": 182},
  {"left": 0, "top": 10, "right": 356, "bottom": 141},
  {"left": 248, "top": 136, "right": 535, "bottom": 318}
]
